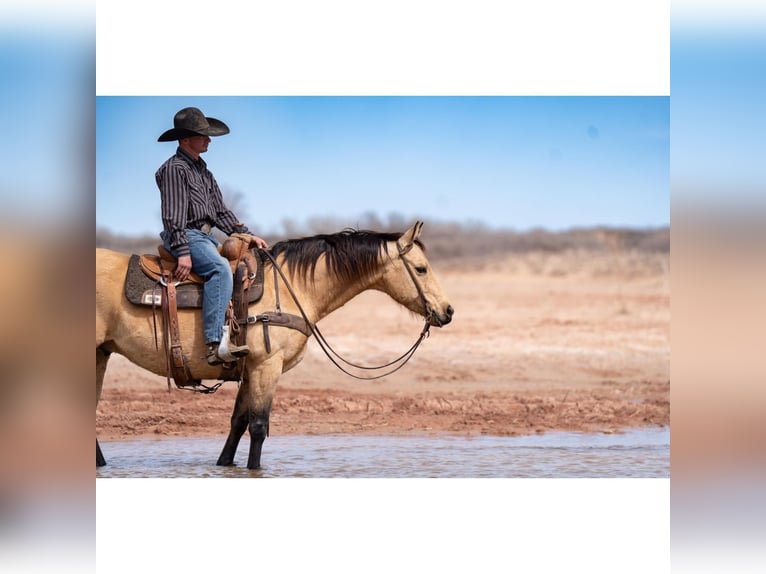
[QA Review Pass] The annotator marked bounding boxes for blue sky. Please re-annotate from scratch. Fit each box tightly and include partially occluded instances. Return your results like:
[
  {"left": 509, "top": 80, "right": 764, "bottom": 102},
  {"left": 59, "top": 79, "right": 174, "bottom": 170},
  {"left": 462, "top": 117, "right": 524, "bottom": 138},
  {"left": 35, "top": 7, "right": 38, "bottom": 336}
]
[
  {"left": 671, "top": 24, "right": 766, "bottom": 197},
  {"left": 4, "top": 2, "right": 764, "bottom": 241},
  {"left": 0, "top": 24, "right": 92, "bottom": 223},
  {"left": 96, "top": 96, "right": 669, "bottom": 236}
]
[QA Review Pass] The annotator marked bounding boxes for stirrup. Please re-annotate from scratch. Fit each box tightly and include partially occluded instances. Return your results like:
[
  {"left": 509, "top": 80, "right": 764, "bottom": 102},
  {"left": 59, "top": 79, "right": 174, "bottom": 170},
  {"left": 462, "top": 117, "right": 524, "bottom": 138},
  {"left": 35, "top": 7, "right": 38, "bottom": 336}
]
[
  {"left": 213, "top": 326, "right": 250, "bottom": 363},
  {"left": 206, "top": 347, "right": 226, "bottom": 366}
]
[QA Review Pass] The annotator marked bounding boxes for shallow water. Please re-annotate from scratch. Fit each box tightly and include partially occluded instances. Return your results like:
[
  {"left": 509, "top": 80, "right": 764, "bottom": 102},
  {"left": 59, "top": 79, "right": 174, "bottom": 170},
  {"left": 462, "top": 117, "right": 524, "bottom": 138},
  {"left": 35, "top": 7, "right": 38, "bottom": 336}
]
[{"left": 96, "top": 427, "right": 668, "bottom": 478}]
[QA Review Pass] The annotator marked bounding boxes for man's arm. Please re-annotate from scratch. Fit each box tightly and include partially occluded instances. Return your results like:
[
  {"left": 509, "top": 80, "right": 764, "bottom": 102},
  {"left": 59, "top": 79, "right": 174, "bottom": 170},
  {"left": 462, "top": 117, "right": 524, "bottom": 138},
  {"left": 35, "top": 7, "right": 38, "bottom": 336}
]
[{"left": 157, "top": 164, "right": 191, "bottom": 258}]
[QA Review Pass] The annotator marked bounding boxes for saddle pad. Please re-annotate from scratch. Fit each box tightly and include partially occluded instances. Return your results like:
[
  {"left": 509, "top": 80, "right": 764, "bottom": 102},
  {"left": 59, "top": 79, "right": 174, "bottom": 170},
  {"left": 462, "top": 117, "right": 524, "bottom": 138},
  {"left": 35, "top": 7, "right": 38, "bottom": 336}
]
[{"left": 124, "top": 253, "right": 265, "bottom": 309}]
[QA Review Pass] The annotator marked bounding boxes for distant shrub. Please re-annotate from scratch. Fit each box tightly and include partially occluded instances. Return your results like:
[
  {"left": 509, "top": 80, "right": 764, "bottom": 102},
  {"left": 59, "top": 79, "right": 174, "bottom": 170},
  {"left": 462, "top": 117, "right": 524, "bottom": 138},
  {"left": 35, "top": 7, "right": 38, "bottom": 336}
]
[{"left": 97, "top": 215, "right": 669, "bottom": 262}]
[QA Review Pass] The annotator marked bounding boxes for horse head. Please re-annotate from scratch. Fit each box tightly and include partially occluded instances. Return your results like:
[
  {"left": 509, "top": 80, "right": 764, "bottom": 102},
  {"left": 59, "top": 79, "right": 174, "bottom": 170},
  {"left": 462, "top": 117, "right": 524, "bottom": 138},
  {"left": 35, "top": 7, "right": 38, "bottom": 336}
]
[{"left": 378, "top": 221, "right": 454, "bottom": 327}]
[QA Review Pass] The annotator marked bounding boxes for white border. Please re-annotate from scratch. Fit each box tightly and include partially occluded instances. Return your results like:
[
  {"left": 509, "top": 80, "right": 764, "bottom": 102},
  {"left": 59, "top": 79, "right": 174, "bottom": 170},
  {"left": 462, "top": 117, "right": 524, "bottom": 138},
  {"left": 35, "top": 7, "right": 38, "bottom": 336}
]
[
  {"left": 96, "top": 0, "right": 669, "bottom": 96},
  {"left": 97, "top": 478, "right": 669, "bottom": 573}
]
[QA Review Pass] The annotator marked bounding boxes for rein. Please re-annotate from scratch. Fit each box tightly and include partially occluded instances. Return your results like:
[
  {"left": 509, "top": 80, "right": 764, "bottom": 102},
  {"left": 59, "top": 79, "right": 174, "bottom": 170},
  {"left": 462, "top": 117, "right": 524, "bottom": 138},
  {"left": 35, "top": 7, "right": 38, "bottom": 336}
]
[{"left": 259, "top": 241, "right": 432, "bottom": 380}]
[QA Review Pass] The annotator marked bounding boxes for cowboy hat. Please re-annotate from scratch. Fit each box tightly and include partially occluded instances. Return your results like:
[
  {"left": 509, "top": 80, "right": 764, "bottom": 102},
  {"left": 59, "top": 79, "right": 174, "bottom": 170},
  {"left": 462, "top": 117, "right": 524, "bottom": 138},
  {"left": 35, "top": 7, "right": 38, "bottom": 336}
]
[{"left": 157, "top": 107, "right": 230, "bottom": 142}]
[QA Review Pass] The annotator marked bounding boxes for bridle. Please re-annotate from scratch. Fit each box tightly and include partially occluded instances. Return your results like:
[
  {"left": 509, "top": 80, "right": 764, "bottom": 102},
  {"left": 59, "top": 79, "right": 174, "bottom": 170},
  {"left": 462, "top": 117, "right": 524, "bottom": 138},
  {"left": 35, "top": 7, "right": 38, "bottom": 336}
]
[
  {"left": 395, "top": 239, "right": 435, "bottom": 323},
  {"left": 258, "top": 238, "right": 433, "bottom": 380}
]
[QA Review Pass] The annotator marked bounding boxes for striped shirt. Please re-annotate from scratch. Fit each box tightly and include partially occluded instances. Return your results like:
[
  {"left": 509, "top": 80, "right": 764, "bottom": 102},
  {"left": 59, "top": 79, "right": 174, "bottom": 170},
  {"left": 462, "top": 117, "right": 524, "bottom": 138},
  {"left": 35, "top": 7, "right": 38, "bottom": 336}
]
[{"left": 155, "top": 147, "right": 249, "bottom": 257}]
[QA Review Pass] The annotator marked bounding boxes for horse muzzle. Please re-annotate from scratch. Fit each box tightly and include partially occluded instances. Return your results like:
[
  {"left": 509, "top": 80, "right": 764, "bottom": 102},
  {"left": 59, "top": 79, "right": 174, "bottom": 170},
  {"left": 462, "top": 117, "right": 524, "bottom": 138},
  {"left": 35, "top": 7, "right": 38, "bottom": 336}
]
[{"left": 428, "top": 304, "right": 454, "bottom": 327}]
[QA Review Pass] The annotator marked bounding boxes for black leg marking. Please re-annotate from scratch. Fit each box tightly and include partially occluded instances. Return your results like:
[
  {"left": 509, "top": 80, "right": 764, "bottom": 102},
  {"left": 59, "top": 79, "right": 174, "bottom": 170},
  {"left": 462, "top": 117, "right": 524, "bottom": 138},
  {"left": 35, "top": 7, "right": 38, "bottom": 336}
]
[
  {"left": 97, "top": 439, "right": 107, "bottom": 467},
  {"left": 216, "top": 409, "right": 249, "bottom": 466},
  {"left": 247, "top": 413, "right": 270, "bottom": 470}
]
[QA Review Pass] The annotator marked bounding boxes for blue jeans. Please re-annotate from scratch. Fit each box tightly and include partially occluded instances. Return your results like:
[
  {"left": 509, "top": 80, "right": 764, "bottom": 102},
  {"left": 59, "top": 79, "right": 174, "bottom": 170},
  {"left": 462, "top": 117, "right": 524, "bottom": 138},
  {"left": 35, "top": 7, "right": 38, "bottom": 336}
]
[{"left": 161, "top": 229, "right": 232, "bottom": 345}]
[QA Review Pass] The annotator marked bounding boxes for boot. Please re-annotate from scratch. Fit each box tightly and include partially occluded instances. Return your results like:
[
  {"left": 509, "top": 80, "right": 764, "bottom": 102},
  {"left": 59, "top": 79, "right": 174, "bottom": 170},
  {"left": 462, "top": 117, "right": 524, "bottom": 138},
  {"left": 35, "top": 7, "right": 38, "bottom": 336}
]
[
  {"left": 207, "top": 341, "right": 250, "bottom": 365},
  {"left": 207, "top": 326, "right": 249, "bottom": 365}
]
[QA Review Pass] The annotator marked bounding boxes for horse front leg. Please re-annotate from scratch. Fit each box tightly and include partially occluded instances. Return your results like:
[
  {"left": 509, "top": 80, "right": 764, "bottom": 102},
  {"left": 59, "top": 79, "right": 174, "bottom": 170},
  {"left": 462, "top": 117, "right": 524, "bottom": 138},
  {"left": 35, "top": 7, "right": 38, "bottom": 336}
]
[
  {"left": 247, "top": 402, "right": 272, "bottom": 470},
  {"left": 216, "top": 384, "right": 250, "bottom": 466},
  {"left": 217, "top": 357, "right": 282, "bottom": 470},
  {"left": 216, "top": 391, "right": 272, "bottom": 469}
]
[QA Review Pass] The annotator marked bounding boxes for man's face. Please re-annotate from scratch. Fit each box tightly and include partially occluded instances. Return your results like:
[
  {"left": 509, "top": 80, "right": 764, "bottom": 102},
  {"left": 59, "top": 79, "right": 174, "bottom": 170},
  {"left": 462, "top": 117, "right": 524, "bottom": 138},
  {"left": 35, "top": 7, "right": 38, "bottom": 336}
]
[{"left": 185, "top": 134, "right": 210, "bottom": 155}]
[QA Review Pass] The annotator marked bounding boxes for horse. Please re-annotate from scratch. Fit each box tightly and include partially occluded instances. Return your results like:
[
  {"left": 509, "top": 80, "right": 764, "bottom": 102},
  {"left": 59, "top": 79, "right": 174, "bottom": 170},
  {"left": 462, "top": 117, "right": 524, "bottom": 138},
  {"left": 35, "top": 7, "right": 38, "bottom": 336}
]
[{"left": 96, "top": 221, "right": 454, "bottom": 470}]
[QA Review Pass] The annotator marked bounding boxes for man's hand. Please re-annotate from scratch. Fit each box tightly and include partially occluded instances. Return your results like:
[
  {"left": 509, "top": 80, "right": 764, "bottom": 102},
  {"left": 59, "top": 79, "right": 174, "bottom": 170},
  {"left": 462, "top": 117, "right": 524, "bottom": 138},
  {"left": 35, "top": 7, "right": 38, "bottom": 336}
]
[
  {"left": 248, "top": 235, "right": 269, "bottom": 249},
  {"left": 175, "top": 254, "right": 192, "bottom": 282}
]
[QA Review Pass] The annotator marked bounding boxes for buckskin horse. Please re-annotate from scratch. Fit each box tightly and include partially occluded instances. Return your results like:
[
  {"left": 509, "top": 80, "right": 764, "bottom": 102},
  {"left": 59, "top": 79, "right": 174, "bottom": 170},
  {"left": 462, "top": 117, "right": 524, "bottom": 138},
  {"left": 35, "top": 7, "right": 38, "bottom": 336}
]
[{"left": 96, "top": 221, "right": 454, "bottom": 470}]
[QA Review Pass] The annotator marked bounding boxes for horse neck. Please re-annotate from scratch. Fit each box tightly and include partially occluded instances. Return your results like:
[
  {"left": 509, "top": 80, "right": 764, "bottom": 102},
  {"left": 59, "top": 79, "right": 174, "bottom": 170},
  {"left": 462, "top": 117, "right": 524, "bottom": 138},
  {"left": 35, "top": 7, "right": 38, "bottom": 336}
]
[{"left": 280, "top": 262, "right": 383, "bottom": 323}]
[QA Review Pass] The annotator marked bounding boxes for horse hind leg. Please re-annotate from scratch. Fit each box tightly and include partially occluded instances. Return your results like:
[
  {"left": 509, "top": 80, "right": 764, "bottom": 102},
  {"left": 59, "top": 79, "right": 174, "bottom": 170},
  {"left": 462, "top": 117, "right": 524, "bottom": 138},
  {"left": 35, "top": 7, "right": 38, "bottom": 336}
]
[
  {"left": 96, "top": 346, "right": 110, "bottom": 467},
  {"left": 97, "top": 440, "right": 107, "bottom": 467}
]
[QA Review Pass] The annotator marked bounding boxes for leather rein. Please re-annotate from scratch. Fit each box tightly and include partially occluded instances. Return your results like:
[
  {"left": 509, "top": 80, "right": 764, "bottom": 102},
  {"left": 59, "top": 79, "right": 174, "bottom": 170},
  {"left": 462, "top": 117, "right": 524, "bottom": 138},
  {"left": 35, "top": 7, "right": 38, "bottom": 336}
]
[{"left": 258, "top": 239, "right": 432, "bottom": 380}]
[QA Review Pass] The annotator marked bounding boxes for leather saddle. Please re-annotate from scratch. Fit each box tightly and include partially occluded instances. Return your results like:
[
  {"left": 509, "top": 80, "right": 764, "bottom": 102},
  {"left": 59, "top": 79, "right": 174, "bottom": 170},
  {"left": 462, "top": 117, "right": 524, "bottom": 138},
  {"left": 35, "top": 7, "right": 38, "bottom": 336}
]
[
  {"left": 124, "top": 237, "right": 265, "bottom": 308},
  {"left": 122, "top": 234, "right": 310, "bottom": 391},
  {"left": 123, "top": 234, "right": 265, "bottom": 390}
]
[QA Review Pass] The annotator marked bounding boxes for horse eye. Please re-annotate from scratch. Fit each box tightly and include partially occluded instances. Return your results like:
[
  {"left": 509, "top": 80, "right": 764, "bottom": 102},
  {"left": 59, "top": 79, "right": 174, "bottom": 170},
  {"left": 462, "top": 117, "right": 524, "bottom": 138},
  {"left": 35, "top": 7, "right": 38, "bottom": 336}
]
[{"left": 415, "top": 266, "right": 427, "bottom": 275}]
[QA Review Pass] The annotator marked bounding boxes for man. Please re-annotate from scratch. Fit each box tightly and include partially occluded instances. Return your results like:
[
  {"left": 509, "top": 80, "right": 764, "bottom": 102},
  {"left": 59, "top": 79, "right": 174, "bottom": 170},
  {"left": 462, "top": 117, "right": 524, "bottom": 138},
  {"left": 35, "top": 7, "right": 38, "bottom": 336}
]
[{"left": 156, "top": 106, "right": 268, "bottom": 365}]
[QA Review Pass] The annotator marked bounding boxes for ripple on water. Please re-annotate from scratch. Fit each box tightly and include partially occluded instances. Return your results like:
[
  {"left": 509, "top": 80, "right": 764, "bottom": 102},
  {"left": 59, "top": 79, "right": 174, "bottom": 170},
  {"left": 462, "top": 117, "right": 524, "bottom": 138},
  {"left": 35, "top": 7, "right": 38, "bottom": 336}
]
[{"left": 96, "top": 427, "right": 669, "bottom": 478}]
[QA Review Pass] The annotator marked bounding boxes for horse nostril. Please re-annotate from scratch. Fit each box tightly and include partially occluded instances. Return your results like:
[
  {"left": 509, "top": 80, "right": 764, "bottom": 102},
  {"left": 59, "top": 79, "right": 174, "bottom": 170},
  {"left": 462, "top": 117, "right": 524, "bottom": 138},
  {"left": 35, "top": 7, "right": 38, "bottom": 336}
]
[{"left": 446, "top": 305, "right": 454, "bottom": 316}]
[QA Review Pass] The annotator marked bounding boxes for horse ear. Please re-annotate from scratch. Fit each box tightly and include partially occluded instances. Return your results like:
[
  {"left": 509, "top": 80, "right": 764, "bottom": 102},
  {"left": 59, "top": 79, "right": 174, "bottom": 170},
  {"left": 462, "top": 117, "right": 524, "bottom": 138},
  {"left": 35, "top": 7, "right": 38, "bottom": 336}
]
[{"left": 401, "top": 221, "right": 424, "bottom": 248}]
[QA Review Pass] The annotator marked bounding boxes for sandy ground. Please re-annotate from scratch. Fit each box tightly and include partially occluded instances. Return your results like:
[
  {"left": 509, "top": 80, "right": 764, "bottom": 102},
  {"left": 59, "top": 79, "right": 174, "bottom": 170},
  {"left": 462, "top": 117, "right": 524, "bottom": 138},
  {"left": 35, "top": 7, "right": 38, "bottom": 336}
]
[{"left": 96, "top": 250, "right": 669, "bottom": 440}]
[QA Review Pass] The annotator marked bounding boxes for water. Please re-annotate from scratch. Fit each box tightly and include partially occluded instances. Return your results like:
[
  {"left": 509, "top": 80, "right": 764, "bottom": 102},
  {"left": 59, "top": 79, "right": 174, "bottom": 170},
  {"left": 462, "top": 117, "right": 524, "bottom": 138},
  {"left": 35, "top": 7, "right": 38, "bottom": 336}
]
[{"left": 96, "top": 427, "right": 668, "bottom": 478}]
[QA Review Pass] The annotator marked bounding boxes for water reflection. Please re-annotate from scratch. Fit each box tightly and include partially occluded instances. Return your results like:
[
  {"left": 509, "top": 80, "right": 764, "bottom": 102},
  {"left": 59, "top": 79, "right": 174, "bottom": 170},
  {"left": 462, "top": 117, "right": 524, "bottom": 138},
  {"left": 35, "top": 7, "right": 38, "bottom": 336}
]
[{"left": 96, "top": 427, "right": 669, "bottom": 478}]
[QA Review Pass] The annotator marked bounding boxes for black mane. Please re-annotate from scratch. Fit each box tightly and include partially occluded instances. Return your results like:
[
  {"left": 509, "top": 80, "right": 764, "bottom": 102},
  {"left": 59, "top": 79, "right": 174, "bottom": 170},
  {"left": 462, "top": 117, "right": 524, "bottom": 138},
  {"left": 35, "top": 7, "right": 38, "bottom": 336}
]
[{"left": 267, "top": 229, "right": 421, "bottom": 283}]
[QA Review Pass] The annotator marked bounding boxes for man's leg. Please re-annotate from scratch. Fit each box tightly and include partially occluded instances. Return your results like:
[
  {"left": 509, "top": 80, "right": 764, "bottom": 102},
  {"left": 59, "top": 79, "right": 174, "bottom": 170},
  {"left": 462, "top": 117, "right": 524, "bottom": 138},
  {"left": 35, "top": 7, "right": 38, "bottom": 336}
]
[
  {"left": 184, "top": 231, "right": 233, "bottom": 345},
  {"left": 162, "top": 230, "right": 248, "bottom": 362}
]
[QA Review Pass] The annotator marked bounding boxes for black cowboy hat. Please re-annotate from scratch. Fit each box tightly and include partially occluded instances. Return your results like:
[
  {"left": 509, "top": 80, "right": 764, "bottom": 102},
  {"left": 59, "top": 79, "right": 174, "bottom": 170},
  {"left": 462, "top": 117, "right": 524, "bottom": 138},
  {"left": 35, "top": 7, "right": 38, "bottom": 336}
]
[{"left": 157, "top": 107, "right": 230, "bottom": 142}]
